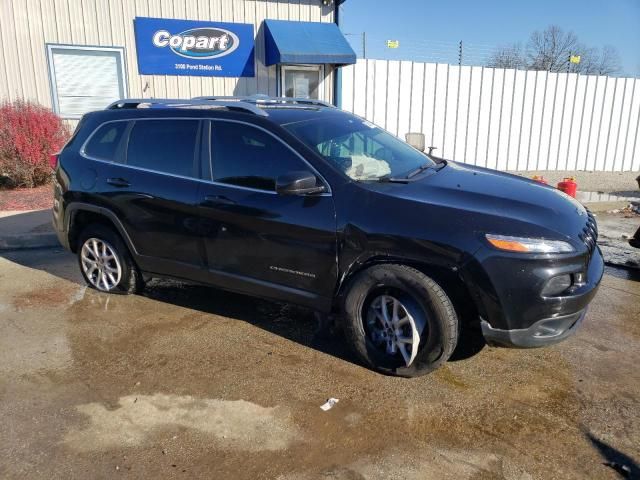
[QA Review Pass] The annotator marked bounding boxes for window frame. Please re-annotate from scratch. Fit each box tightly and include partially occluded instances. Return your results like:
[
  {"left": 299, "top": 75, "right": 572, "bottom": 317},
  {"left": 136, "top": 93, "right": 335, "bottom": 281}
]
[
  {"left": 207, "top": 119, "right": 332, "bottom": 195},
  {"left": 280, "top": 64, "right": 324, "bottom": 100},
  {"left": 46, "top": 43, "right": 129, "bottom": 120}
]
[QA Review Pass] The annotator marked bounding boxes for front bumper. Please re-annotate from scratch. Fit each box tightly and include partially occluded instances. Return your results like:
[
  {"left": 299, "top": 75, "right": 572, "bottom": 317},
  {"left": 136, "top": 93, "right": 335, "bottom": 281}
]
[
  {"left": 463, "top": 243, "right": 604, "bottom": 348},
  {"left": 481, "top": 309, "right": 586, "bottom": 347}
]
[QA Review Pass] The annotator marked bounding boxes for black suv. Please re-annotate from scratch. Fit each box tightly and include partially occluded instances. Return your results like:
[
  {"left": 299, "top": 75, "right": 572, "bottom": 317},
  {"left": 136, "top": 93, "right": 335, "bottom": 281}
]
[{"left": 53, "top": 97, "right": 604, "bottom": 376}]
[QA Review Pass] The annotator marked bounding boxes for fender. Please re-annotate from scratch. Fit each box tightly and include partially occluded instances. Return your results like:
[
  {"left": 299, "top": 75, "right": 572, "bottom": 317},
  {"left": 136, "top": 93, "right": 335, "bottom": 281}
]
[{"left": 63, "top": 202, "right": 139, "bottom": 256}]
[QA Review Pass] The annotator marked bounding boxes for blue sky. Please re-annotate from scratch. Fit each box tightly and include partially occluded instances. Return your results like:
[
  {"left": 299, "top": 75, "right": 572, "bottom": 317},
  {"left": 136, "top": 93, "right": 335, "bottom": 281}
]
[{"left": 340, "top": 0, "right": 640, "bottom": 75}]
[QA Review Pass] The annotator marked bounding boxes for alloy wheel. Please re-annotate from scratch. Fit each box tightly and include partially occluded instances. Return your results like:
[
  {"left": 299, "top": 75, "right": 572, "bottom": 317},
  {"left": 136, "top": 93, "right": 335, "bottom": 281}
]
[
  {"left": 80, "top": 237, "right": 122, "bottom": 291},
  {"left": 366, "top": 294, "right": 426, "bottom": 367}
]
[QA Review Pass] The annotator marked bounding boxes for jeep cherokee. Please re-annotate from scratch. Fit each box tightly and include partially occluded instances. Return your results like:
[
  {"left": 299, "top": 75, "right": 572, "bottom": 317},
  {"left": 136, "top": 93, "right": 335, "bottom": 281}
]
[{"left": 52, "top": 97, "right": 604, "bottom": 377}]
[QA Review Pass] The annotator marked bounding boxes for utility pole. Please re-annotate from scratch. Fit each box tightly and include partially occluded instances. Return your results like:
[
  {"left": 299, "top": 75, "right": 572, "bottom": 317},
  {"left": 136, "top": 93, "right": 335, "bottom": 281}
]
[
  {"left": 362, "top": 32, "right": 367, "bottom": 59},
  {"left": 458, "top": 41, "right": 463, "bottom": 66}
]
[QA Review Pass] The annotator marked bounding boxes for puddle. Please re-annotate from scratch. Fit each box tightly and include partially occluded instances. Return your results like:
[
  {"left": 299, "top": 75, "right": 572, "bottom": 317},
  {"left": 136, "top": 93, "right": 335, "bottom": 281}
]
[
  {"left": 64, "top": 394, "right": 301, "bottom": 452},
  {"left": 605, "top": 265, "right": 640, "bottom": 281},
  {"left": 12, "top": 284, "right": 84, "bottom": 311}
]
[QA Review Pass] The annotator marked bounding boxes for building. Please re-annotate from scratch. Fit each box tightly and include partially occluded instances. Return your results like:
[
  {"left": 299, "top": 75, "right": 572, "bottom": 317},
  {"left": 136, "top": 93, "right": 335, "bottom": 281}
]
[{"left": 0, "top": 0, "right": 355, "bottom": 124}]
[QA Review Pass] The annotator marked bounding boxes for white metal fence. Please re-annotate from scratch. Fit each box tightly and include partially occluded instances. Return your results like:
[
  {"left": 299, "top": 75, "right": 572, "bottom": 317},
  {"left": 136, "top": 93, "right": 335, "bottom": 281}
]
[{"left": 340, "top": 60, "right": 640, "bottom": 172}]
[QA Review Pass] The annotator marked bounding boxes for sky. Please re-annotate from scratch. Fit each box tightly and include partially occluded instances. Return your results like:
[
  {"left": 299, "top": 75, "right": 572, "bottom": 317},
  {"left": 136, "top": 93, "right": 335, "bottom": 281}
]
[{"left": 340, "top": 0, "right": 640, "bottom": 76}]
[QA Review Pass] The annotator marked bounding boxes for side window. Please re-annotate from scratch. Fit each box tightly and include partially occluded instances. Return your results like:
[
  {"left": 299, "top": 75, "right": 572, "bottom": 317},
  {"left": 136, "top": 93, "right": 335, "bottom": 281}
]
[
  {"left": 211, "top": 122, "right": 308, "bottom": 191},
  {"left": 84, "top": 122, "right": 128, "bottom": 162},
  {"left": 126, "top": 120, "right": 199, "bottom": 177}
]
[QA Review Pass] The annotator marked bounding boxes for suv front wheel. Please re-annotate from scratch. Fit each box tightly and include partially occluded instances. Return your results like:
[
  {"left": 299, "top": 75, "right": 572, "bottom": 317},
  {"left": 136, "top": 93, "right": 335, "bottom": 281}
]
[
  {"left": 77, "top": 224, "right": 143, "bottom": 295},
  {"left": 342, "top": 264, "right": 459, "bottom": 377}
]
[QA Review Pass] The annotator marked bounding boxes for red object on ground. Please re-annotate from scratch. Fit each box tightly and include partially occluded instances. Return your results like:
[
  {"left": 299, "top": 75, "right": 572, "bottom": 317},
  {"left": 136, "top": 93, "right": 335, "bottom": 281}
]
[
  {"left": 531, "top": 175, "right": 548, "bottom": 184},
  {"left": 0, "top": 185, "right": 53, "bottom": 211},
  {"left": 557, "top": 177, "right": 577, "bottom": 197}
]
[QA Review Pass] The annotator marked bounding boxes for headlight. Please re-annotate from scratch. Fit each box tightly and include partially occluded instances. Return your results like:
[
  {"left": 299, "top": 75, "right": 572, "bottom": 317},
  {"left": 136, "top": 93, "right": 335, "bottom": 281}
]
[{"left": 485, "top": 234, "right": 574, "bottom": 253}]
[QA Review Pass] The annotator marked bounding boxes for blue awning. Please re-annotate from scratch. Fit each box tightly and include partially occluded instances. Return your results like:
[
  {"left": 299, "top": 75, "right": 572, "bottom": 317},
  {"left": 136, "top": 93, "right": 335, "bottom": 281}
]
[{"left": 263, "top": 19, "right": 356, "bottom": 66}]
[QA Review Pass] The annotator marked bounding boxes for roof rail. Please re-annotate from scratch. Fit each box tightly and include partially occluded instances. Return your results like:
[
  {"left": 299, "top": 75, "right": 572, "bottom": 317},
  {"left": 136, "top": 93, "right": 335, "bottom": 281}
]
[
  {"left": 193, "top": 95, "right": 335, "bottom": 109},
  {"left": 264, "top": 97, "right": 335, "bottom": 108},
  {"left": 106, "top": 98, "right": 268, "bottom": 117}
]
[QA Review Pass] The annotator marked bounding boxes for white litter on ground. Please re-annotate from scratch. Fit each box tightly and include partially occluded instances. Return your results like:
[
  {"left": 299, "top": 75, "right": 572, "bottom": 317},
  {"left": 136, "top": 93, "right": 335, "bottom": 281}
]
[{"left": 320, "top": 398, "right": 339, "bottom": 411}]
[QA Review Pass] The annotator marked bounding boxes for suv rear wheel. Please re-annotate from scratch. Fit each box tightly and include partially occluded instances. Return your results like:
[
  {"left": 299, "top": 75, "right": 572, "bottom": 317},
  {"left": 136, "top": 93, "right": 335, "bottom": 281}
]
[
  {"left": 77, "top": 224, "right": 143, "bottom": 295},
  {"left": 342, "top": 264, "right": 459, "bottom": 377}
]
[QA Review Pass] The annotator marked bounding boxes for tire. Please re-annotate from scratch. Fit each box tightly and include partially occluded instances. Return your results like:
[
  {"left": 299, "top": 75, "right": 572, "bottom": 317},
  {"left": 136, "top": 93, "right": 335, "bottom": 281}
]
[
  {"left": 77, "top": 223, "right": 144, "bottom": 295},
  {"left": 342, "top": 264, "right": 459, "bottom": 377}
]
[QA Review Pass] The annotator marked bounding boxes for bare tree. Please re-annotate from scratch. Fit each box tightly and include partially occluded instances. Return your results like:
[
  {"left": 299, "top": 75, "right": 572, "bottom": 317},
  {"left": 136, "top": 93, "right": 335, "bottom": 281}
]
[
  {"left": 487, "top": 43, "right": 525, "bottom": 69},
  {"left": 583, "top": 45, "right": 621, "bottom": 75},
  {"left": 488, "top": 25, "right": 623, "bottom": 76},
  {"left": 526, "top": 25, "right": 579, "bottom": 72}
]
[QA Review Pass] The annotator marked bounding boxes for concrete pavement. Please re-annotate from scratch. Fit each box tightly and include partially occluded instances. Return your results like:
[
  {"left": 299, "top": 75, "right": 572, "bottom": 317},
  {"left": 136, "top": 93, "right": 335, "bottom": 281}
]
[
  {"left": 0, "top": 247, "right": 639, "bottom": 479},
  {"left": 0, "top": 209, "right": 58, "bottom": 250}
]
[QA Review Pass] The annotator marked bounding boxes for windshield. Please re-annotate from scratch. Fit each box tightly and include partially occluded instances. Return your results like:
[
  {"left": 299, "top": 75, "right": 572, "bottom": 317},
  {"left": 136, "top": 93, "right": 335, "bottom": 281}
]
[{"left": 284, "top": 116, "right": 436, "bottom": 180}]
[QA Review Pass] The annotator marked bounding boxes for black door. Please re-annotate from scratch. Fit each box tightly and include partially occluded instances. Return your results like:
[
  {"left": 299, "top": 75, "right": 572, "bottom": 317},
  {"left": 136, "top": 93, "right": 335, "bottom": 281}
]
[
  {"left": 98, "top": 118, "right": 204, "bottom": 278},
  {"left": 197, "top": 120, "right": 337, "bottom": 309}
]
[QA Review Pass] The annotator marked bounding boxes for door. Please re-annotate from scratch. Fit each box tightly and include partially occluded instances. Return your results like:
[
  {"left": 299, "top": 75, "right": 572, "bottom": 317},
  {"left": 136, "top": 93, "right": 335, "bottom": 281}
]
[
  {"left": 197, "top": 120, "right": 337, "bottom": 307},
  {"left": 96, "top": 118, "right": 205, "bottom": 278},
  {"left": 281, "top": 65, "right": 323, "bottom": 99}
]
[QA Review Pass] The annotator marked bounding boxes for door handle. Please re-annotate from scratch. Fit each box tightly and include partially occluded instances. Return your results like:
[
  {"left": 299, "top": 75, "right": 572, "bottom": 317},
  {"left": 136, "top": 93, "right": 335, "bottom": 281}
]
[
  {"left": 106, "top": 177, "right": 130, "bottom": 188},
  {"left": 203, "top": 195, "right": 236, "bottom": 206}
]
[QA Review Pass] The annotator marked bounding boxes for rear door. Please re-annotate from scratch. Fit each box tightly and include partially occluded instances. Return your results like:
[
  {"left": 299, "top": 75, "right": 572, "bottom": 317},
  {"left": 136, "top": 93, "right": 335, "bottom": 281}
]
[
  {"left": 196, "top": 119, "right": 337, "bottom": 307},
  {"left": 92, "top": 118, "right": 205, "bottom": 278}
]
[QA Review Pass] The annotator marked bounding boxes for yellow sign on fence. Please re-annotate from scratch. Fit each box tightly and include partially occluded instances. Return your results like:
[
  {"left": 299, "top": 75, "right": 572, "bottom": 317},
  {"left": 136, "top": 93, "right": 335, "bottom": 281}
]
[
  {"left": 386, "top": 40, "right": 400, "bottom": 49},
  {"left": 570, "top": 55, "right": 581, "bottom": 64}
]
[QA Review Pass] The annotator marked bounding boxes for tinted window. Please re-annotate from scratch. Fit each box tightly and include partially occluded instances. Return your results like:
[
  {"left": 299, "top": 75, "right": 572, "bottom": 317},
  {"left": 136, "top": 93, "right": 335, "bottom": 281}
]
[
  {"left": 84, "top": 122, "right": 127, "bottom": 161},
  {"left": 211, "top": 122, "right": 306, "bottom": 191},
  {"left": 126, "top": 120, "right": 199, "bottom": 177}
]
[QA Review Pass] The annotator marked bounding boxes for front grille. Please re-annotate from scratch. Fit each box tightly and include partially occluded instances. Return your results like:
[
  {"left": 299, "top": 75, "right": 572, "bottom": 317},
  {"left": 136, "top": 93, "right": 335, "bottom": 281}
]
[{"left": 579, "top": 210, "right": 598, "bottom": 255}]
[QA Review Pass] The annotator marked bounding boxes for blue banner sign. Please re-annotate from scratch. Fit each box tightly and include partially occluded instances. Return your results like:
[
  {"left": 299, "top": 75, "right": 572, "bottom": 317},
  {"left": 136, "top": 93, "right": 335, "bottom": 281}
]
[{"left": 134, "top": 17, "right": 255, "bottom": 77}]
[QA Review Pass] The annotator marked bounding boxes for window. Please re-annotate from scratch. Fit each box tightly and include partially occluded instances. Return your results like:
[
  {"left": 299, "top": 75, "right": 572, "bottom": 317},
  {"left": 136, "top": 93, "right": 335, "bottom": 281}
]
[
  {"left": 211, "top": 122, "right": 307, "bottom": 191},
  {"left": 285, "top": 116, "right": 435, "bottom": 180},
  {"left": 84, "top": 122, "right": 128, "bottom": 162},
  {"left": 281, "top": 66, "right": 323, "bottom": 99},
  {"left": 46, "top": 45, "right": 127, "bottom": 119},
  {"left": 126, "top": 120, "right": 199, "bottom": 178}
]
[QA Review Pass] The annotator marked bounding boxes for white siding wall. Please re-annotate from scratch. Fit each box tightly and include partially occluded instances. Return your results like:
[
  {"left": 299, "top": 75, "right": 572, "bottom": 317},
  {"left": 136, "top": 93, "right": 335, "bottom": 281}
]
[
  {"left": 341, "top": 59, "right": 640, "bottom": 172},
  {"left": 0, "top": 0, "right": 335, "bottom": 123}
]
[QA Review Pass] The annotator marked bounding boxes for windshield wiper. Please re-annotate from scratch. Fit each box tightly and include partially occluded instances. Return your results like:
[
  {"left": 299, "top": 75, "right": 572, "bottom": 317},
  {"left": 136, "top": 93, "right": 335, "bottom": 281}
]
[
  {"left": 405, "top": 160, "right": 446, "bottom": 179},
  {"left": 375, "top": 174, "right": 408, "bottom": 183}
]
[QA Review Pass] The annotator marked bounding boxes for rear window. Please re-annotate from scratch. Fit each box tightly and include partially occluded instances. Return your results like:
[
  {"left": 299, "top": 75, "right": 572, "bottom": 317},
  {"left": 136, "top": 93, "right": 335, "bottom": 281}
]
[
  {"left": 84, "top": 121, "right": 128, "bottom": 161},
  {"left": 126, "top": 120, "right": 199, "bottom": 178}
]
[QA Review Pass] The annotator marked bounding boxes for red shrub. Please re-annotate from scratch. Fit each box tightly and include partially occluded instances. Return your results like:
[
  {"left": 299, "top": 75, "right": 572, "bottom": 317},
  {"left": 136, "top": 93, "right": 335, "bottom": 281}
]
[{"left": 0, "top": 100, "right": 71, "bottom": 188}]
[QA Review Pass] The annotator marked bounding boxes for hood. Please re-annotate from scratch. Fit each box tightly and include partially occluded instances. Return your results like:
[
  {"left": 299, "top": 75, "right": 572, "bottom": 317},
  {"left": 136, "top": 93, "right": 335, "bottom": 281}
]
[{"left": 370, "top": 162, "right": 589, "bottom": 241}]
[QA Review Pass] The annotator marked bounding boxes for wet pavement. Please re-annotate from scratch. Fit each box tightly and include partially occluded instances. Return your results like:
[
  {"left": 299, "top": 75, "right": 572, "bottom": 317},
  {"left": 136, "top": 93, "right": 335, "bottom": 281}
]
[
  {"left": 596, "top": 212, "right": 640, "bottom": 270},
  {"left": 1, "top": 248, "right": 639, "bottom": 479}
]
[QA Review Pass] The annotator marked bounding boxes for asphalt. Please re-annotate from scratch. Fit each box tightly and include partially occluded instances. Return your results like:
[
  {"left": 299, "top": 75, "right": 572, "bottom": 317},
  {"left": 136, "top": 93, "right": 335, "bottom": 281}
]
[{"left": 1, "top": 247, "right": 639, "bottom": 479}]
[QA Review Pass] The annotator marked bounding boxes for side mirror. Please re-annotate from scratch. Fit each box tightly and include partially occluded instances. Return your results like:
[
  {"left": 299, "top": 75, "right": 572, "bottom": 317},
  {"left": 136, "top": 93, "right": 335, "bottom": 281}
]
[{"left": 276, "top": 171, "right": 326, "bottom": 196}]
